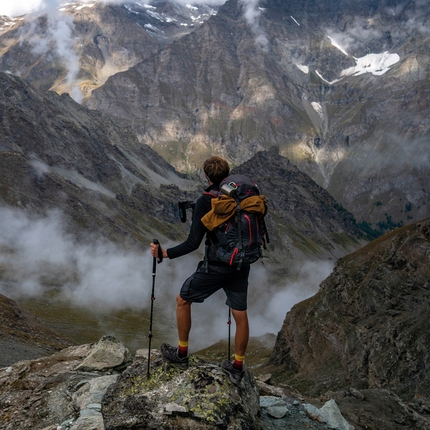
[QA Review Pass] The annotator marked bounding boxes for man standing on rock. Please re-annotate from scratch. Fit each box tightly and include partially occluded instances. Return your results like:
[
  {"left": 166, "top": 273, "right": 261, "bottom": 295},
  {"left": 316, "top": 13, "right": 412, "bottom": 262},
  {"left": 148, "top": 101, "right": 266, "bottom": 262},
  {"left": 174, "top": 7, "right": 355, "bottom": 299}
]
[{"left": 150, "top": 156, "right": 251, "bottom": 386}]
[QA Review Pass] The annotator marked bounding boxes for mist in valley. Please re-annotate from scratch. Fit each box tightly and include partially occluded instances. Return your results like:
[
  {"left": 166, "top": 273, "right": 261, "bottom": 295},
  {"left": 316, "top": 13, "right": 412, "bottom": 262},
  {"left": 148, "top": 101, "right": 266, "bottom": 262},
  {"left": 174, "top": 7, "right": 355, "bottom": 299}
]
[{"left": 0, "top": 205, "right": 334, "bottom": 353}]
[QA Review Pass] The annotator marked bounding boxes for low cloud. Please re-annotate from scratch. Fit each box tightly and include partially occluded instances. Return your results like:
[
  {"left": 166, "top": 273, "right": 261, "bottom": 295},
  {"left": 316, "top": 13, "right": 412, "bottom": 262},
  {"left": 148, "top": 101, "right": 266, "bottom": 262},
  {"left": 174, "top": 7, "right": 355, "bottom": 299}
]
[
  {"left": 325, "top": 17, "right": 382, "bottom": 55},
  {"left": 0, "top": 206, "right": 333, "bottom": 352},
  {"left": 240, "top": 0, "right": 268, "bottom": 51},
  {"left": 15, "top": 3, "right": 83, "bottom": 102},
  {"left": 0, "top": 0, "right": 44, "bottom": 17}
]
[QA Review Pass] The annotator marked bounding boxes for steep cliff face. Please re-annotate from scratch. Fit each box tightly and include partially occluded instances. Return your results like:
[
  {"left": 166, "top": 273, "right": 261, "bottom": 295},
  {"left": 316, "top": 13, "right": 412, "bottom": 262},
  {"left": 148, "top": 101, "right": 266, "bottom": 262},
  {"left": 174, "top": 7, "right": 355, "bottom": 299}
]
[
  {"left": 0, "top": 71, "right": 196, "bottom": 247},
  {"left": 270, "top": 217, "right": 430, "bottom": 401},
  {"left": 84, "top": 0, "right": 430, "bottom": 229}
]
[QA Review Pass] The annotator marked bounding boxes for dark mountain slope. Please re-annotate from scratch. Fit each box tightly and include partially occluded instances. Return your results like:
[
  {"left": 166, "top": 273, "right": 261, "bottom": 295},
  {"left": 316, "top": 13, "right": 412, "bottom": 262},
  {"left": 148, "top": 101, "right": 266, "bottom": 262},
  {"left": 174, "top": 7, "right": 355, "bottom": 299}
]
[
  {"left": 0, "top": 71, "right": 196, "bottom": 247},
  {"left": 0, "top": 72, "right": 365, "bottom": 270},
  {"left": 269, "top": 217, "right": 430, "bottom": 403},
  {"left": 230, "top": 148, "right": 366, "bottom": 270}
]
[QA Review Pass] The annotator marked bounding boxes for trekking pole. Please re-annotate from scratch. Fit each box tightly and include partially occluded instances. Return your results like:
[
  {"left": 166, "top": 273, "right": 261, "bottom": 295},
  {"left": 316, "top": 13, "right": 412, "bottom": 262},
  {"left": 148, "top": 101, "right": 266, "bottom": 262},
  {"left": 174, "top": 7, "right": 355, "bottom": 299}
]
[
  {"left": 227, "top": 307, "right": 232, "bottom": 360},
  {"left": 147, "top": 239, "right": 163, "bottom": 377}
]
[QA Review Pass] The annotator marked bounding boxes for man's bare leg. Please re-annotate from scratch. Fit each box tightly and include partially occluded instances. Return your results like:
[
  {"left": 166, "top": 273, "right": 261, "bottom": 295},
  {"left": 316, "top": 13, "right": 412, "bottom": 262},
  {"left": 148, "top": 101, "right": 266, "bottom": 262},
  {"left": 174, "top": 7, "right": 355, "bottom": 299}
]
[
  {"left": 221, "top": 308, "right": 249, "bottom": 384},
  {"left": 176, "top": 294, "right": 192, "bottom": 357},
  {"left": 231, "top": 309, "right": 249, "bottom": 358}
]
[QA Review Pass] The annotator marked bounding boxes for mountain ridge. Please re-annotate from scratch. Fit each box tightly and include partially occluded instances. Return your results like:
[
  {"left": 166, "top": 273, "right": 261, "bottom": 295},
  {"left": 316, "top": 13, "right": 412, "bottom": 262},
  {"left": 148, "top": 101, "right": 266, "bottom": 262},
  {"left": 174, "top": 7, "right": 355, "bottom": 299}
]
[
  {"left": 0, "top": 71, "right": 365, "bottom": 286},
  {"left": 82, "top": 0, "right": 430, "bottom": 229}
]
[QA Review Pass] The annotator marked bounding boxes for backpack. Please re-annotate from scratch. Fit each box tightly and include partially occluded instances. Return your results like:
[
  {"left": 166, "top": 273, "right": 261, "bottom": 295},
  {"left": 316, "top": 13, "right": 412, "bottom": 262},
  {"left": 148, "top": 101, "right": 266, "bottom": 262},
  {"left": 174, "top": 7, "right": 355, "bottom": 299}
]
[{"left": 202, "top": 174, "right": 269, "bottom": 269}]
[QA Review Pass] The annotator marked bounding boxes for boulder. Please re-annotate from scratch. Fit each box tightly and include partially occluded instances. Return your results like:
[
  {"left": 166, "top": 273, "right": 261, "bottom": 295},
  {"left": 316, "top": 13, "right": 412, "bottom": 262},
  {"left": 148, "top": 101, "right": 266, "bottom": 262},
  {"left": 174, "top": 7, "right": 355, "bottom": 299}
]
[
  {"left": 76, "top": 335, "right": 130, "bottom": 372},
  {"left": 102, "top": 349, "right": 261, "bottom": 429}
]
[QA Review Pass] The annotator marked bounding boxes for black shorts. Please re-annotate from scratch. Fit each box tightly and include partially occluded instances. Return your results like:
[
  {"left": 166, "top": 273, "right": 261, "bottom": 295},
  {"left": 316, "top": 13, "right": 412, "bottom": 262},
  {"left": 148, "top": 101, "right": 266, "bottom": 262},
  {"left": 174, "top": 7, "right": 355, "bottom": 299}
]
[{"left": 179, "top": 262, "right": 250, "bottom": 311}]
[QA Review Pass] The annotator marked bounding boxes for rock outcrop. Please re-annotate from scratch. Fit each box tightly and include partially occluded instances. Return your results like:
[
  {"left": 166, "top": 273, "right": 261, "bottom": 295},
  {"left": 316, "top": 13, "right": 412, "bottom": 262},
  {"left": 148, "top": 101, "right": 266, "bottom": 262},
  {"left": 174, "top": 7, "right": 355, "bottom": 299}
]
[
  {"left": 0, "top": 335, "right": 355, "bottom": 430},
  {"left": 102, "top": 350, "right": 260, "bottom": 429},
  {"left": 270, "top": 218, "right": 430, "bottom": 403}
]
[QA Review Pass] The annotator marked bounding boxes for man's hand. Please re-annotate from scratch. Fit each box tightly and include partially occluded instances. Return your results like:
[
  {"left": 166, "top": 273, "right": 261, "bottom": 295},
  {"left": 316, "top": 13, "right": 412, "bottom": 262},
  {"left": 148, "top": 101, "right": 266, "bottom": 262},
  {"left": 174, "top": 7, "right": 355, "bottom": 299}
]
[{"left": 150, "top": 242, "right": 168, "bottom": 260}]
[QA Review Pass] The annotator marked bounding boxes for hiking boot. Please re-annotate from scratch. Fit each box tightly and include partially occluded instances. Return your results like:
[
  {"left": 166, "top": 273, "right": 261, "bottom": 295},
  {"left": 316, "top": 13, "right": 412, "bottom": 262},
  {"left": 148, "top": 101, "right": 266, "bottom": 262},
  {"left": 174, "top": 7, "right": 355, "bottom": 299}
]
[
  {"left": 160, "top": 343, "right": 189, "bottom": 369},
  {"left": 221, "top": 360, "right": 244, "bottom": 386}
]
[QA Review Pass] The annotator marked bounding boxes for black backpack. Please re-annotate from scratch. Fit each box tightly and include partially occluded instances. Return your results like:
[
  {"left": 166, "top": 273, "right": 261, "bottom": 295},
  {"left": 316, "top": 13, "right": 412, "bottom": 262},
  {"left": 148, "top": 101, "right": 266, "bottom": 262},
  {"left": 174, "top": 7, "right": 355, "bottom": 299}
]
[{"left": 203, "top": 174, "right": 269, "bottom": 269}]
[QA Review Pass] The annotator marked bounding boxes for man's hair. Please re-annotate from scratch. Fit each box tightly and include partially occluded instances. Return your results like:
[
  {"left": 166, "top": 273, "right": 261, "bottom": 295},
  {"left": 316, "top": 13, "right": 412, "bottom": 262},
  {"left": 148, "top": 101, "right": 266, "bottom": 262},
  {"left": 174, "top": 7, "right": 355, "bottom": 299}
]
[{"left": 203, "top": 156, "right": 230, "bottom": 185}]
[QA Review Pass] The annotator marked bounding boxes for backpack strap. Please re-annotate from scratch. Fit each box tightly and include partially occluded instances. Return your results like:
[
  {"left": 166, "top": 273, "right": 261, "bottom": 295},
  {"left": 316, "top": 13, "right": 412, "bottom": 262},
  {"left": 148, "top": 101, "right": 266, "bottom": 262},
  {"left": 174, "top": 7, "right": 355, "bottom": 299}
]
[
  {"left": 234, "top": 196, "right": 245, "bottom": 270},
  {"left": 203, "top": 190, "right": 219, "bottom": 198},
  {"left": 203, "top": 188, "right": 219, "bottom": 272}
]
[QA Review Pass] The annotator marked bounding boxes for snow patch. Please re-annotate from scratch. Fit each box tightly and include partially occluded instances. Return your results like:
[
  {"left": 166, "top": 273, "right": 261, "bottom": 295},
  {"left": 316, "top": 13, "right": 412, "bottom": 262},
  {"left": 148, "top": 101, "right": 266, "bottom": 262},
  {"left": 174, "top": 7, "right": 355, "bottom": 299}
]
[
  {"left": 296, "top": 64, "right": 309, "bottom": 74},
  {"left": 311, "top": 102, "right": 323, "bottom": 120},
  {"left": 146, "top": 10, "right": 164, "bottom": 21},
  {"left": 315, "top": 70, "right": 341, "bottom": 85},
  {"left": 290, "top": 16, "right": 300, "bottom": 26},
  {"left": 75, "top": 3, "right": 95, "bottom": 10},
  {"left": 327, "top": 35, "right": 348, "bottom": 56},
  {"left": 144, "top": 23, "right": 164, "bottom": 34},
  {"left": 341, "top": 52, "right": 400, "bottom": 77}
]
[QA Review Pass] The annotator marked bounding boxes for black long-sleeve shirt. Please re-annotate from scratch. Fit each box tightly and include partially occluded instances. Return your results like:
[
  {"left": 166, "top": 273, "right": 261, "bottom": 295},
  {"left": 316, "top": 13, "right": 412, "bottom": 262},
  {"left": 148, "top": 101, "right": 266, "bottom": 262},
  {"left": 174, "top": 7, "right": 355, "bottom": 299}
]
[{"left": 166, "top": 184, "right": 218, "bottom": 260}]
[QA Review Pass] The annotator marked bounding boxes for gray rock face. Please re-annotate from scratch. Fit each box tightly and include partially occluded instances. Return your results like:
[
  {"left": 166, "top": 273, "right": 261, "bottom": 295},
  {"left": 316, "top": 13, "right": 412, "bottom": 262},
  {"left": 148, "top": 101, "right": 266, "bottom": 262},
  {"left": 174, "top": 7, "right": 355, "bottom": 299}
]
[
  {"left": 83, "top": 0, "right": 430, "bottom": 229},
  {"left": 76, "top": 335, "right": 130, "bottom": 372},
  {"left": 270, "top": 217, "right": 430, "bottom": 402},
  {"left": 319, "top": 399, "right": 353, "bottom": 430},
  {"left": 102, "top": 351, "right": 261, "bottom": 429}
]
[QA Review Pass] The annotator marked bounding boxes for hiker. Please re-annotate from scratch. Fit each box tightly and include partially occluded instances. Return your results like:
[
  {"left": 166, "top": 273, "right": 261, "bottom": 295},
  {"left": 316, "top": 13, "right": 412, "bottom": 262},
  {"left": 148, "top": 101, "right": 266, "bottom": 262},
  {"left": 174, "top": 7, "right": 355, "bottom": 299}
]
[{"left": 150, "top": 156, "right": 266, "bottom": 386}]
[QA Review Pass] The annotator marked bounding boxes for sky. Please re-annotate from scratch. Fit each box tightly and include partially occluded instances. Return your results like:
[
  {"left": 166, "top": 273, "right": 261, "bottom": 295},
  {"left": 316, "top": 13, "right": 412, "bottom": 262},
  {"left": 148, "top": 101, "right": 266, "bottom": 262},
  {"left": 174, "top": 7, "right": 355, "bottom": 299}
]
[{"left": 0, "top": 0, "right": 228, "bottom": 18}]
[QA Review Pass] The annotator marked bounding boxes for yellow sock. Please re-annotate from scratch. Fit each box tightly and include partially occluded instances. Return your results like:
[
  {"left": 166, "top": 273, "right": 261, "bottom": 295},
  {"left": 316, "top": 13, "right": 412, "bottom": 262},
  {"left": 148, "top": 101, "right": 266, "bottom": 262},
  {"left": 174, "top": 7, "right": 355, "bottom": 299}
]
[
  {"left": 233, "top": 354, "right": 244, "bottom": 370},
  {"left": 178, "top": 340, "right": 188, "bottom": 357}
]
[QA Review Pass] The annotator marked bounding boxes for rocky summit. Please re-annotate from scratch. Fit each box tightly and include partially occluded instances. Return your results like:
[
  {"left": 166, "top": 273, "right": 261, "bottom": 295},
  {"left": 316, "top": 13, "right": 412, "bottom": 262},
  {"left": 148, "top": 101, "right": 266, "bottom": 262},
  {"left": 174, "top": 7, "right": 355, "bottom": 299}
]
[{"left": 0, "top": 334, "right": 354, "bottom": 430}]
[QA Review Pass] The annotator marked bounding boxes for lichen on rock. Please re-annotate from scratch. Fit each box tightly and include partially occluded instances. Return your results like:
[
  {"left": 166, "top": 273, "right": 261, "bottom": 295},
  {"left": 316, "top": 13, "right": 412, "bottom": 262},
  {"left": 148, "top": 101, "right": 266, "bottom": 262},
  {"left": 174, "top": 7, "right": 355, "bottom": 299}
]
[{"left": 101, "top": 349, "right": 261, "bottom": 429}]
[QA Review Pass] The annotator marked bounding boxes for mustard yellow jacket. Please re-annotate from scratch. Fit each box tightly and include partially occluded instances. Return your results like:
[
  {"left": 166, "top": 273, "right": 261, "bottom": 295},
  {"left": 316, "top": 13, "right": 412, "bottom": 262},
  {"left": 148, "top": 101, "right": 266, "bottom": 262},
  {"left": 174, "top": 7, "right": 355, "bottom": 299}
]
[{"left": 201, "top": 194, "right": 267, "bottom": 231}]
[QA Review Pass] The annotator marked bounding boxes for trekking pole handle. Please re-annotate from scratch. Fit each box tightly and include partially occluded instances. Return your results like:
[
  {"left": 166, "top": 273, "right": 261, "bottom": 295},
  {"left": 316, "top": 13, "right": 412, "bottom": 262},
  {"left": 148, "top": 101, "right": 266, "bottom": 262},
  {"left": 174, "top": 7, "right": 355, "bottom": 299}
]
[{"left": 152, "top": 239, "right": 163, "bottom": 264}]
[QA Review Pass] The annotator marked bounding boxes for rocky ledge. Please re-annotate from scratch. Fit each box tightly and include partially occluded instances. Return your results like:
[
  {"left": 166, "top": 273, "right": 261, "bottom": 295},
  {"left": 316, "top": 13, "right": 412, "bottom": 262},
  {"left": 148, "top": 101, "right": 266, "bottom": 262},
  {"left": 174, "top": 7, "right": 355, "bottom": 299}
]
[{"left": 0, "top": 335, "right": 353, "bottom": 430}]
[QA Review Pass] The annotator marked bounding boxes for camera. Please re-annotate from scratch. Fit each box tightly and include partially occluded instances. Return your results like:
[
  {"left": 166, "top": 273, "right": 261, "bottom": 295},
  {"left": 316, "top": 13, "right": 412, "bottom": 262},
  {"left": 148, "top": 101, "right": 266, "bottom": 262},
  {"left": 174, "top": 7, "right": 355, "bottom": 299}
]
[{"left": 178, "top": 201, "right": 196, "bottom": 223}]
